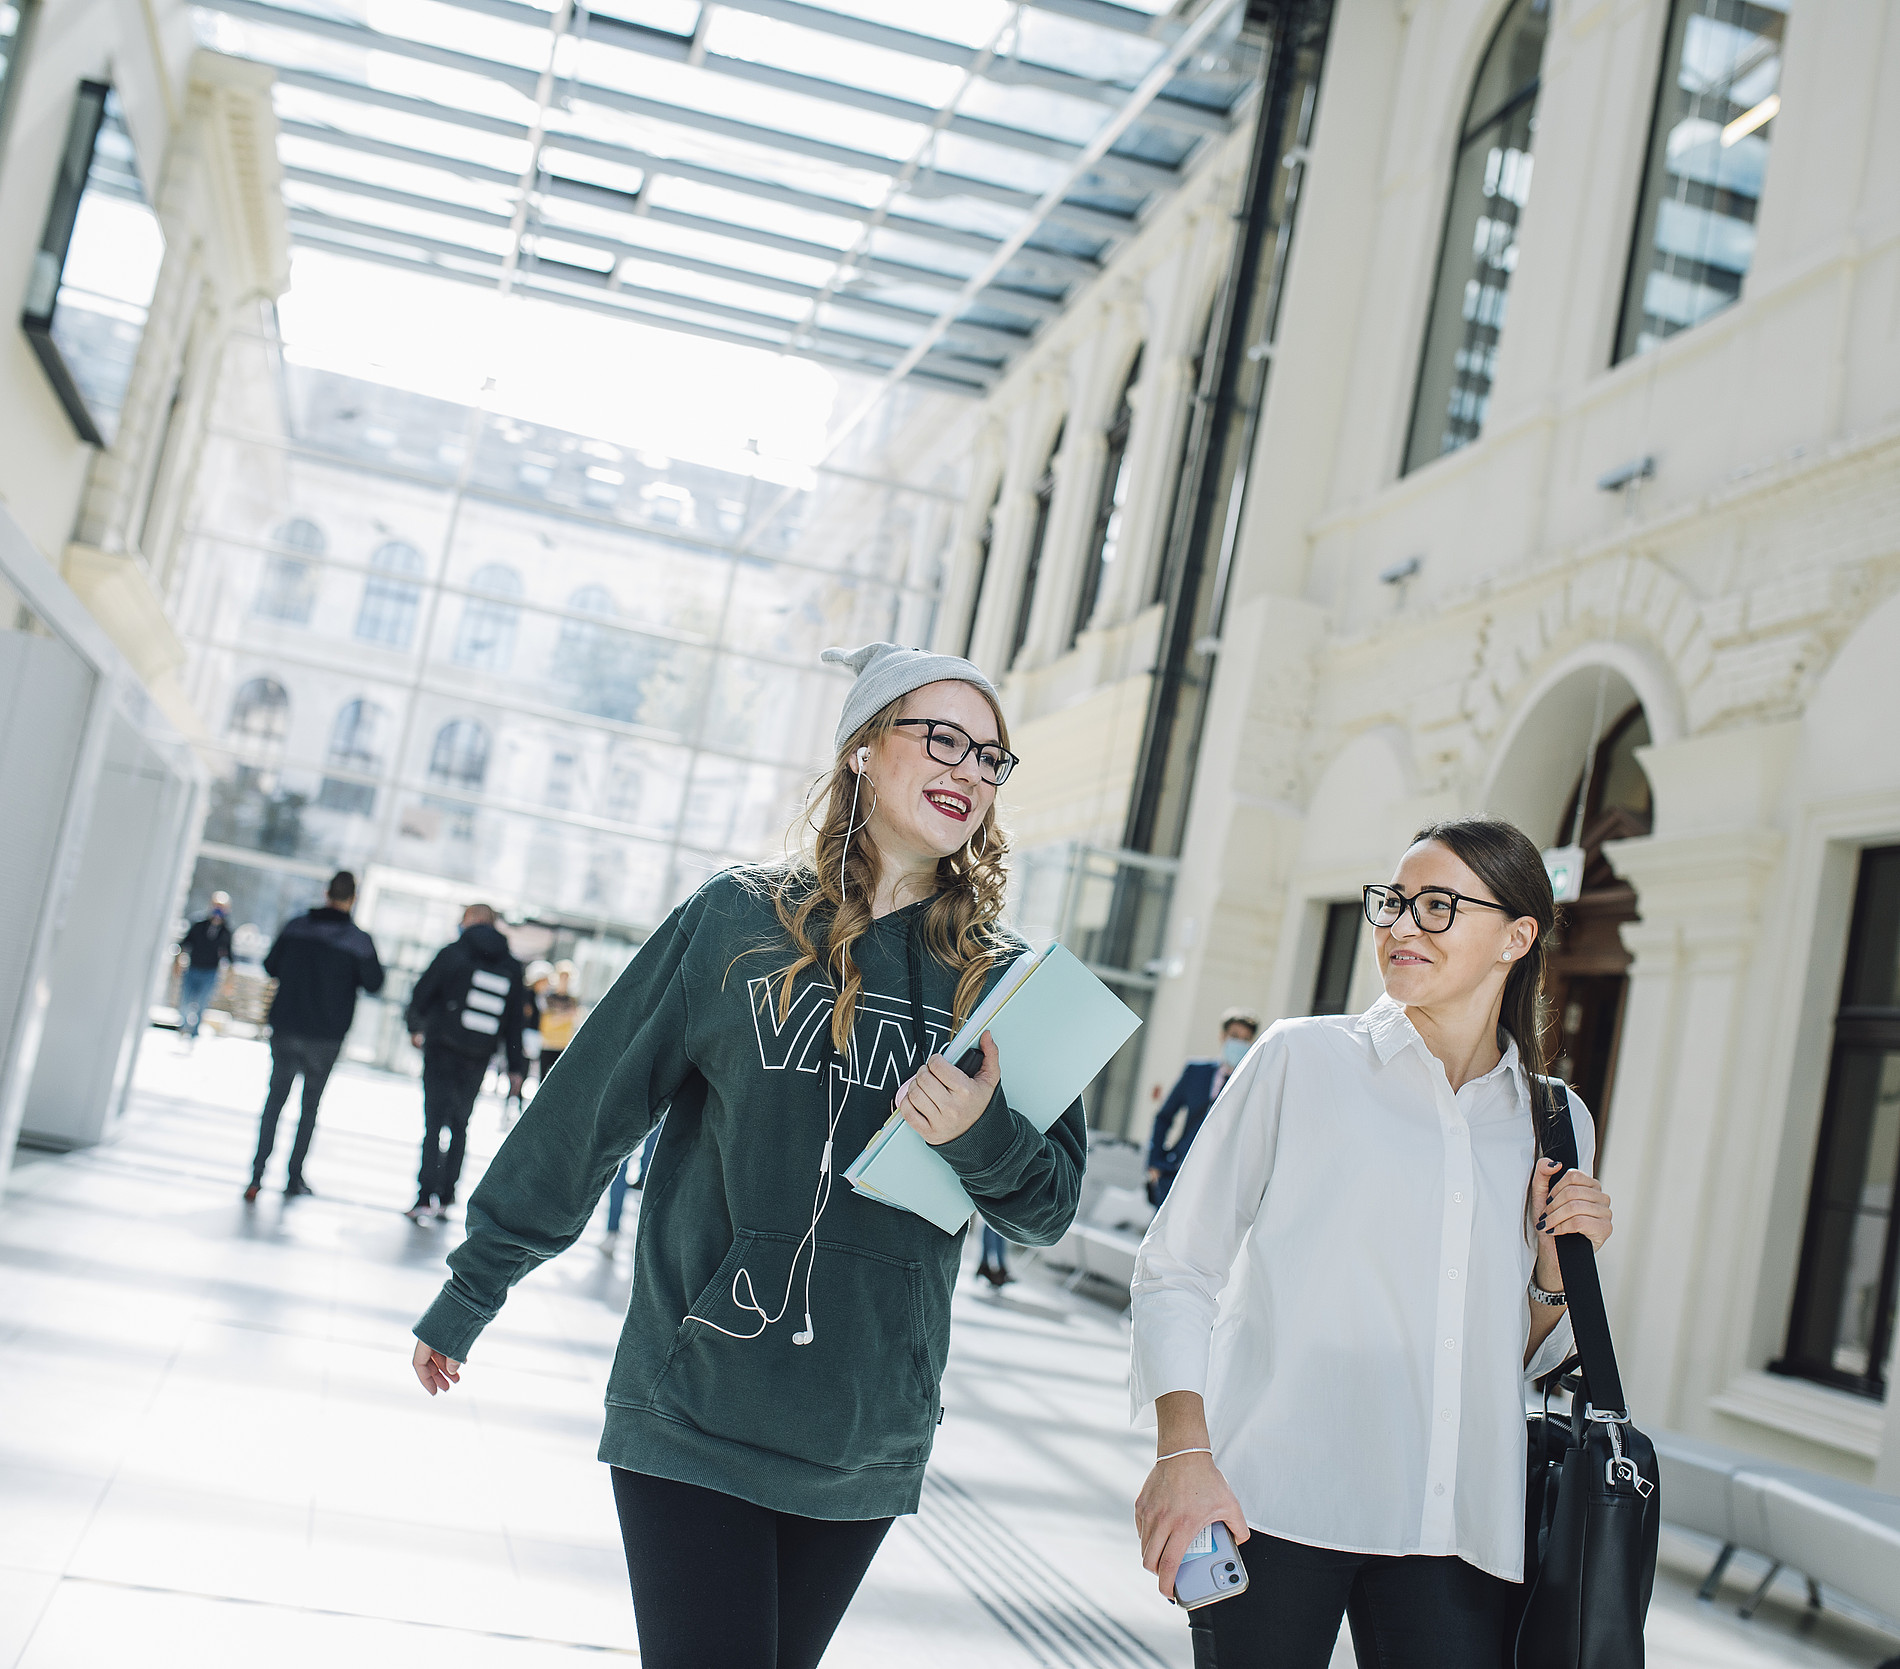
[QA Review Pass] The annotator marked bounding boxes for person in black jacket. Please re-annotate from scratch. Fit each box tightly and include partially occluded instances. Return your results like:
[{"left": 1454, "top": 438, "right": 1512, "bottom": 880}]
[
  {"left": 402, "top": 903, "right": 528, "bottom": 1222},
  {"left": 247, "top": 871, "right": 385, "bottom": 1202},
  {"left": 175, "top": 892, "right": 234, "bottom": 1044}
]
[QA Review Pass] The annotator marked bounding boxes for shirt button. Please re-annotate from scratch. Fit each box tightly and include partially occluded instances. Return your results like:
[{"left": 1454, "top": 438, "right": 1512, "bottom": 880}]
[
  {"left": 1440, "top": 1410, "right": 1452, "bottom": 1422},
  {"left": 1444, "top": 1338, "right": 1455, "bottom": 1350},
  {"left": 1434, "top": 1484, "right": 1446, "bottom": 1496},
  {"left": 1447, "top": 1268, "right": 1458, "bottom": 1280},
  {"left": 1453, "top": 1191, "right": 1464, "bottom": 1204}
]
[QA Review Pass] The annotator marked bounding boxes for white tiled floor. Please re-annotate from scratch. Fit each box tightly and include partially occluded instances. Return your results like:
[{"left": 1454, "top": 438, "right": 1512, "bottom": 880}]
[{"left": 1, "top": 1033, "right": 1895, "bottom": 1668}]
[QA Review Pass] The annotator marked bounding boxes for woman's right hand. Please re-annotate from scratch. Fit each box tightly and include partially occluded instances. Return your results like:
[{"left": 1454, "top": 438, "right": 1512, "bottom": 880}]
[
  {"left": 412, "top": 1338, "right": 462, "bottom": 1395},
  {"left": 1135, "top": 1450, "right": 1250, "bottom": 1602}
]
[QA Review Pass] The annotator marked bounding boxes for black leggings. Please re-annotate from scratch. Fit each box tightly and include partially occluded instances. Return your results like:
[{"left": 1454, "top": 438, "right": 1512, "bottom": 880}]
[
  {"left": 611, "top": 1469, "right": 892, "bottom": 1669},
  {"left": 1189, "top": 1531, "right": 1522, "bottom": 1669}
]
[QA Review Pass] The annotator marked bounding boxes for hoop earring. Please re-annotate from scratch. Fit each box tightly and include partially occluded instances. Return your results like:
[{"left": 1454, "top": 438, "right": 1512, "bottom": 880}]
[{"left": 968, "top": 822, "right": 987, "bottom": 862}]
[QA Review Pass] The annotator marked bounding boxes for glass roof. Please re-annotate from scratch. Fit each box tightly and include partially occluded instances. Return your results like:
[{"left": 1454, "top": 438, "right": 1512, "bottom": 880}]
[{"left": 193, "top": 0, "right": 1262, "bottom": 393}]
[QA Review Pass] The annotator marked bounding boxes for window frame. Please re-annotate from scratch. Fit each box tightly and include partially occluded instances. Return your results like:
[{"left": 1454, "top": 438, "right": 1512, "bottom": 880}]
[
  {"left": 1773, "top": 843, "right": 1900, "bottom": 1399},
  {"left": 1399, "top": 0, "right": 1550, "bottom": 477},
  {"left": 1009, "top": 422, "right": 1064, "bottom": 670},
  {"left": 1070, "top": 348, "right": 1143, "bottom": 650},
  {"left": 1610, "top": 0, "right": 1787, "bottom": 366}
]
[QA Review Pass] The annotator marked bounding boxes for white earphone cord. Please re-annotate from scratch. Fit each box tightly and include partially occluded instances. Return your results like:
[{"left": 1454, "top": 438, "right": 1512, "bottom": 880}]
[{"left": 688, "top": 755, "right": 872, "bottom": 1347}]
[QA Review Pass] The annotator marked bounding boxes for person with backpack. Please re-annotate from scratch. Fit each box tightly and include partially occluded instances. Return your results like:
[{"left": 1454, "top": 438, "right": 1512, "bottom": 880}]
[{"left": 403, "top": 903, "right": 529, "bottom": 1223}]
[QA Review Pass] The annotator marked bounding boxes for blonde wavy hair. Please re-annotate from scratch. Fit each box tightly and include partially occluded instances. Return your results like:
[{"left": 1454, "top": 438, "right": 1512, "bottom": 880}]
[{"left": 741, "top": 692, "right": 1015, "bottom": 1052}]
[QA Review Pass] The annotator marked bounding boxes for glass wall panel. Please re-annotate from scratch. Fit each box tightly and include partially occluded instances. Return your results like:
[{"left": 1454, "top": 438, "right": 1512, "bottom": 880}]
[
  {"left": 1402, "top": 0, "right": 1549, "bottom": 474},
  {"left": 181, "top": 347, "right": 944, "bottom": 969},
  {"left": 1615, "top": 0, "right": 1788, "bottom": 361}
]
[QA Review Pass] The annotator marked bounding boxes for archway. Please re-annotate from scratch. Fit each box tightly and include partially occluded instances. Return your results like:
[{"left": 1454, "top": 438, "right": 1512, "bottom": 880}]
[
  {"left": 1544, "top": 703, "right": 1651, "bottom": 1146},
  {"left": 1483, "top": 663, "right": 1660, "bottom": 1151}
]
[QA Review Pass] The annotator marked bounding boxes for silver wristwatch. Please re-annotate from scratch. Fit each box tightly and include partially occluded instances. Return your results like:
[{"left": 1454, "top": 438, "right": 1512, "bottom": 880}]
[{"left": 1529, "top": 1278, "right": 1567, "bottom": 1307}]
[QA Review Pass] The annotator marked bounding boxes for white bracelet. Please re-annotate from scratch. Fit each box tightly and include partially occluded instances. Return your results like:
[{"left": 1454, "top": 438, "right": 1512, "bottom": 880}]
[{"left": 1156, "top": 1446, "right": 1213, "bottom": 1463}]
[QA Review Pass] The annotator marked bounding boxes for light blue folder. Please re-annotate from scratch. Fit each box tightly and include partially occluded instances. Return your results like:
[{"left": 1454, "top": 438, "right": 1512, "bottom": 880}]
[{"left": 844, "top": 943, "right": 1141, "bottom": 1234}]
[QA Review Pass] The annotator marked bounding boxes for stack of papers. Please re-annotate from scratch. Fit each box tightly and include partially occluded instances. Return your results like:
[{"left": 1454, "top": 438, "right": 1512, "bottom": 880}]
[{"left": 845, "top": 942, "right": 1141, "bottom": 1233}]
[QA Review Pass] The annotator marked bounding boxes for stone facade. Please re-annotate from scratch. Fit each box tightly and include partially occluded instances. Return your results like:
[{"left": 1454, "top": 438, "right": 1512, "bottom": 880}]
[{"left": 910, "top": 0, "right": 1900, "bottom": 1484}]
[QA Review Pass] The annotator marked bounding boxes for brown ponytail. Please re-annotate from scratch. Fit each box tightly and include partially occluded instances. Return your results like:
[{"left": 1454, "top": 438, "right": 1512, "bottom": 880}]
[{"left": 1408, "top": 815, "right": 1557, "bottom": 1078}]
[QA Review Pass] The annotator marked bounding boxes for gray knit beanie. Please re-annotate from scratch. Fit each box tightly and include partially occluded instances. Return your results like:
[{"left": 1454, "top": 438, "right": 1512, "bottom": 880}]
[{"left": 820, "top": 642, "right": 1001, "bottom": 752}]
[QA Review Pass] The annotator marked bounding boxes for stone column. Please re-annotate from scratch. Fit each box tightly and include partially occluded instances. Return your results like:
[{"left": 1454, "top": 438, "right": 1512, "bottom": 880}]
[{"left": 1595, "top": 722, "right": 1797, "bottom": 1427}]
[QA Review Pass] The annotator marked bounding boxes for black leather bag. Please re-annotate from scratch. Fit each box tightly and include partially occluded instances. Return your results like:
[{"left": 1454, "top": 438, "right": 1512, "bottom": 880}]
[{"left": 1516, "top": 1077, "right": 1661, "bottom": 1669}]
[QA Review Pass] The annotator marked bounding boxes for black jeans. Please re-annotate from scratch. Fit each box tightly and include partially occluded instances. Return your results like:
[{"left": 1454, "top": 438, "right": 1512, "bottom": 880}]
[
  {"left": 611, "top": 1469, "right": 891, "bottom": 1669},
  {"left": 251, "top": 1034, "right": 343, "bottom": 1188},
  {"left": 417, "top": 1043, "right": 490, "bottom": 1207},
  {"left": 1188, "top": 1531, "right": 1522, "bottom": 1669}
]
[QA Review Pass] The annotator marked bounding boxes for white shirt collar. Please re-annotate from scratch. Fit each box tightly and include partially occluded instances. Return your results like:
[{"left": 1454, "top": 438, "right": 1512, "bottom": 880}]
[{"left": 1356, "top": 993, "right": 1529, "bottom": 1099}]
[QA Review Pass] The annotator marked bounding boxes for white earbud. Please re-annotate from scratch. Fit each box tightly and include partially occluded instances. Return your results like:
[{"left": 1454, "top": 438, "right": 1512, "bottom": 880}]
[
  {"left": 854, "top": 746, "right": 870, "bottom": 772},
  {"left": 793, "top": 1316, "right": 814, "bottom": 1346}
]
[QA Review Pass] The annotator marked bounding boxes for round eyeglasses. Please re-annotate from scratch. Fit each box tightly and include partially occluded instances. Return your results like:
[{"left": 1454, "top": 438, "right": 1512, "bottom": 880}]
[
  {"left": 1362, "top": 884, "right": 1511, "bottom": 934},
  {"left": 891, "top": 718, "right": 1018, "bottom": 786}
]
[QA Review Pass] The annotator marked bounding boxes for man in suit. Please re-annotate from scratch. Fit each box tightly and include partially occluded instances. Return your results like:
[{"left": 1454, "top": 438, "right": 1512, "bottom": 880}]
[{"left": 1146, "top": 1007, "right": 1259, "bottom": 1208}]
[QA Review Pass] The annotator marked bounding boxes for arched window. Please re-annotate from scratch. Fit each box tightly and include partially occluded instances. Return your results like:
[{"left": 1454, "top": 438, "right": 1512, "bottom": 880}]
[
  {"left": 226, "top": 677, "right": 290, "bottom": 754},
  {"left": 1403, "top": 0, "right": 1550, "bottom": 474},
  {"left": 255, "top": 517, "right": 324, "bottom": 623},
  {"left": 1153, "top": 307, "right": 1215, "bottom": 607},
  {"left": 1009, "top": 422, "right": 1064, "bottom": 669},
  {"left": 1072, "top": 349, "right": 1143, "bottom": 647},
  {"left": 318, "top": 697, "right": 388, "bottom": 816},
  {"left": 1614, "top": 0, "right": 1786, "bottom": 362},
  {"left": 452, "top": 564, "right": 523, "bottom": 671},
  {"left": 960, "top": 485, "right": 1001, "bottom": 659},
  {"left": 428, "top": 718, "right": 489, "bottom": 791},
  {"left": 354, "top": 539, "right": 425, "bottom": 649},
  {"left": 556, "top": 584, "right": 617, "bottom": 658}
]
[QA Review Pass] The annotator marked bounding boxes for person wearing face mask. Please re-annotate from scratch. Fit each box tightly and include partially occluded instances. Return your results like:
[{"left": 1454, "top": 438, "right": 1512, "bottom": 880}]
[
  {"left": 407, "top": 642, "right": 1083, "bottom": 1669},
  {"left": 1130, "top": 817, "right": 1615, "bottom": 1668},
  {"left": 1145, "top": 1009, "right": 1259, "bottom": 1208}
]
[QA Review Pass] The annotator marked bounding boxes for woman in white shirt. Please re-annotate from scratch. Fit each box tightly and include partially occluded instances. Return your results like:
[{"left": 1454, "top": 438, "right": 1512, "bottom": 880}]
[{"left": 1131, "top": 816, "right": 1613, "bottom": 1668}]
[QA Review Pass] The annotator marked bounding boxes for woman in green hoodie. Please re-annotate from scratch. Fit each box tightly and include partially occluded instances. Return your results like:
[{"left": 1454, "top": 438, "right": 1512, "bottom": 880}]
[{"left": 410, "top": 642, "right": 1085, "bottom": 1668}]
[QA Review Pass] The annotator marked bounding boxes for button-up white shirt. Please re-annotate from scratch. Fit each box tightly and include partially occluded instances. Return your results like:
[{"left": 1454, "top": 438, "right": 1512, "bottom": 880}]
[{"left": 1129, "top": 995, "right": 1593, "bottom": 1582}]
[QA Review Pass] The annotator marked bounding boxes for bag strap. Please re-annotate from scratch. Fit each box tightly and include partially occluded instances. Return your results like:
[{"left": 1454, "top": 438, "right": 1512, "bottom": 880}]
[{"left": 1537, "top": 1076, "right": 1631, "bottom": 1419}]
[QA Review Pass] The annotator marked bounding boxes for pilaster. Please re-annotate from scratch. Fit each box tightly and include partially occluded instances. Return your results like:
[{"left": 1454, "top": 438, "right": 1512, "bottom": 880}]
[{"left": 1598, "top": 828, "right": 1785, "bottom": 1425}]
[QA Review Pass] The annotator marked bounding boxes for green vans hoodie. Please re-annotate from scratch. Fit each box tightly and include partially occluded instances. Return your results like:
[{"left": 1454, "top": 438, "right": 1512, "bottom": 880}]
[{"left": 413, "top": 871, "right": 1086, "bottom": 1520}]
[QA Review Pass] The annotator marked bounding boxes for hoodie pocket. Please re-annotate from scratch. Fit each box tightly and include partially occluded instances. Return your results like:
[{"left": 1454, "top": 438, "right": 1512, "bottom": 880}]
[{"left": 647, "top": 1228, "right": 936, "bottom": 1471}]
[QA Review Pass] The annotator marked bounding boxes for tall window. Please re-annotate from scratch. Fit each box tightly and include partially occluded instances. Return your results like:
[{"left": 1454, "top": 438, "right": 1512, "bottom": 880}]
[
  {"left": 1777, "top": 846, "right": 1900, "bottom": 1399},
  {"left": 1310, "top": 901, "right": 1362, "bottom": 1016},
  {"left": 226, "top": 676, "right": 289, "bottom": 753},
  {"left": 452, "top": 563, "right": 523, "bottom": 671},
  {"left": 317, "top": 698, "right": 386, "bottom": 816},
  {"left": 1614, "top": 0, "right": 1787, "bottom": 362},
  {"left": 255, "top": 516, "right": 324, "bottom": 624},
  {"left": 1153, "top": 310, "right": 1215, "bottom": 607},
  {"left": 960, "top": 486, "right": 1000, "bottom": 659},
  {"left": 1072, "top": 350, "right": 1142, "bottom": 648},
  {"left": 1404, "top": 0, "right": 1550, "bottom": 473},
  {"left": 428, "top": 718, "right": 490, "bottom": 791},
  {"left": 354, "top": 539, "right": 425, "bottom": 648},
  {"left": 1009, "top": 422, "right": 1063, "bottom": 669}
]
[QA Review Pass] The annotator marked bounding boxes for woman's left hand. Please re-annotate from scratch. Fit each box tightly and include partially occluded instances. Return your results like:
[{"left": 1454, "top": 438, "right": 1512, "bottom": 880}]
[
  {"left": 898, "top": 1031, "right": 1001, "bottom": 1147},
  {"left": 1534, "top": 1158, "right": 1613, "bottom": 1281}
]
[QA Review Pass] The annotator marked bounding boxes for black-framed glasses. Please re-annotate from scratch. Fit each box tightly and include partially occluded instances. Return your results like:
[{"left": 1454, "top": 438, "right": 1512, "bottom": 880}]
[
  {"left": 1362, "top": 884, "right": 1511, "bottom": 933},
  {"left": 891, "top": 719, "right": 1018, "bottom": 786}
]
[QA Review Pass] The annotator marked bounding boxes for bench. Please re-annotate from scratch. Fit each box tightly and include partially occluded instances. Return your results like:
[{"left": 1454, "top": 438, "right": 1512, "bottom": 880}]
[
  {"left": 1043, "top": 1135, "right": 1153, "bottom": 1296},
  {"left": 1652, "top": 1428, "right": 1900, "bottom": 1661}
]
